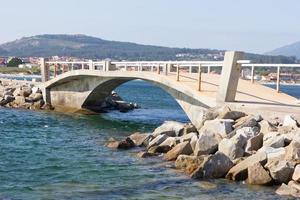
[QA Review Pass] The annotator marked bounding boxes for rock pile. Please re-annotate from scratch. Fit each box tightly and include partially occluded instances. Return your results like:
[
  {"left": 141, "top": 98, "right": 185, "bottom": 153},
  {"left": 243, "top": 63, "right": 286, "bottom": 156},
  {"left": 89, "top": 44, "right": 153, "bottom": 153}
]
[
  {"left": 0, "top": 80, "right": 53, "bottom": 111},
  {"left": 100, "top": 91, "right": 140, "bottom": 113},
  {"left": 106, "top": 106, "right": 300, "bottom": 198}
]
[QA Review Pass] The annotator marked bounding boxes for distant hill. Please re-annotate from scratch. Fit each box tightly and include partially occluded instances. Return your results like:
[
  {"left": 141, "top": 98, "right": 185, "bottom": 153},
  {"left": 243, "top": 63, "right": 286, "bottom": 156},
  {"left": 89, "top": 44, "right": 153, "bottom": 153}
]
[
  {"left": 0, "top": 34, "right": 297, "bottom": 63},
  {"left": 267, "top": 41, "right": 300, "bottom": 59}
]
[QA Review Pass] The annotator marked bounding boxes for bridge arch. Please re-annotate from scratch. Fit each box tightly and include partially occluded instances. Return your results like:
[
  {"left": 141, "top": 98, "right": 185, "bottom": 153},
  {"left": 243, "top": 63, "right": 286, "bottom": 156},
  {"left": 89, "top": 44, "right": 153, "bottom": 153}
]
[{"left": 43, "top": 70, "right": 214, "bottom": 128}]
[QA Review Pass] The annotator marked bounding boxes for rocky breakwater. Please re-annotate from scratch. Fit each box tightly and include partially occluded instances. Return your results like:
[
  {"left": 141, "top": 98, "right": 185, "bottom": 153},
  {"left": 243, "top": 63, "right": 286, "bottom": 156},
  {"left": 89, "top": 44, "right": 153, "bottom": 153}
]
[
  {"left": 106, "top": 106, "right": 300, "bottom": 198},
  {"left": 0, "top": 79, "right": 53, "bottom": 111}
]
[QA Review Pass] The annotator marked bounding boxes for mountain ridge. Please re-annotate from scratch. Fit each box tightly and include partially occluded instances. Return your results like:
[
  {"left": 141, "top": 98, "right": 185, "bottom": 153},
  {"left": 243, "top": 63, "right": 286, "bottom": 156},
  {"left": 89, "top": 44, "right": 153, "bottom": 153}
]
[
  {"left": 267, "top": 41, "right": 300, "bottom": 59},
  {"left": 0, "top": 34, "right": 297, "bottom": 63}
]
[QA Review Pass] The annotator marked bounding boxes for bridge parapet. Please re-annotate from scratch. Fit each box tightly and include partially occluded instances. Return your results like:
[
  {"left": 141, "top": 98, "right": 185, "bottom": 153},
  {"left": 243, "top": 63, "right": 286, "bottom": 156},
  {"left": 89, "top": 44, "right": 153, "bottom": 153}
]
[{"left": 39, "top": 51, "right": 300, "bottom": 104}]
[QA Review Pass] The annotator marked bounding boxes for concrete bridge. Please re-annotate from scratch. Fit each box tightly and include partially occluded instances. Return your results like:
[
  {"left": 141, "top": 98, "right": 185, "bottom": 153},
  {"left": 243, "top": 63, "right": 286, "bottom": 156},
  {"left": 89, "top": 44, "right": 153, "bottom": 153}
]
[{"left": 40, "top": 51, "right": 300, "bottom": 128}]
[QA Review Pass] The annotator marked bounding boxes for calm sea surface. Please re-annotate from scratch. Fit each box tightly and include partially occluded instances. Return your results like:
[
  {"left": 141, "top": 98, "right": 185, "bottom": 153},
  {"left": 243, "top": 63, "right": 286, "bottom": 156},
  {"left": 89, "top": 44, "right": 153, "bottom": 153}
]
[{"left": 0, "top": 81, "right": 298, "bottom": 200}]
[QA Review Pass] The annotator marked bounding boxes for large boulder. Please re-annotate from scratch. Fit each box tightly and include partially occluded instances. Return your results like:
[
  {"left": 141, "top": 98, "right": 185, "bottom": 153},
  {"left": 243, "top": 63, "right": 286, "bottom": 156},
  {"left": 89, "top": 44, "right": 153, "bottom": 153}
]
[
  {"left": 199, "top": 106, "right": 231, "bottom": 128},
  {"left": 152, "top": 121, "right": 185, "bottom": 137},
  {"left": 259, "top": 120, "right": 278, "bottom": 134},
  {"left": 219, "top": 127, "right": 258, "bottom": 160},
  {"left": 245, "top": 132, "right": 263, "bottom": 152},
  {"left": 28, "top": 93, "right": 43, "bottom": 102},
  {"left": 175, "top": 155, "right": 205, "bottom": 175},
  {"left": 14, "top": 96, "right": 26, "bottom": 106},
  {"left": 164, "top": 141, "right": 193, "bottom": 161},
  {"left": 260, "top": 147, "right": 286, "bottom": 164},
  {"left": 20, "top": 87, "right": 32, "bottom": 97},
  {"left": 194, "top": 130, "right": 221, "bottom": 156},
  {"left": 181, "top": 123, "right": 197, "bottom": 136},
  {"left": 285, "top": 140, "right": 300, "bottom": 161},
  {"left": 292, "top": 164, "right": 300, "bottom": 182},
  {"left": 283, "top": 115, "right": 299, "bottom": 129},
  {"left": 276, "top": 181, "right": 300, "bottom": 198},
  {"left": 247, "top": 162, "right": 272, "bottom": 185},
  {"left": 226, "top": 151, "right": 267, "bottom": 181},
  {"left": 129, "top": 132, "right": 150, "bottom": 146},
  {"left": 148, "top": 134, "right": 169, "bottom": 149},
  {"left": 218, "top": 110, "right": 246, "bottom": 121},
  {"left": 200, "top": 119, "right": 233, "bottom": 138},
  {"left": 263, "top": 132, "right": 285, "bottom": 148},
  {"left": 179, "top": 132, "right": 198, "bottom": 143},
  {"left": 191, "top": 152, "right": 233, "bottom": 179},
  {"left": 218, "top": 134, "right": 246, "bottom": 160},
  {"left": 265, "top": 160, "right": 295, "bottom": 184},
  {"left": 148, "top": 145, "right": 171, "bottom": 154},
  {"left": 159, "top": 137, "right": 178, "bottom": 148},
  {"left": 233, "top": 115, "right": 259, "bottom": 130}
]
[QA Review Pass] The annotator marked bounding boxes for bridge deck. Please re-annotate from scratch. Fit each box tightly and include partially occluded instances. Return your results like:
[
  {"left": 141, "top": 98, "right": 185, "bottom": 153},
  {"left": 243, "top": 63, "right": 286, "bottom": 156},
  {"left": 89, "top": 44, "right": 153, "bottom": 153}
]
[{"left": 165, "top": 72, "right": 300, "bottom": 117}]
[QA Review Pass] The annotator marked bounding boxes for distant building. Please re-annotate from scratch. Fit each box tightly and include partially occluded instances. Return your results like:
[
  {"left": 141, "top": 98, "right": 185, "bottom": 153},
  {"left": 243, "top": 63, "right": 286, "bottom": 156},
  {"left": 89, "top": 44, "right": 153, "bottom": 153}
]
[{"left": 18, "top": 63, "right": 33, "bottom": 69}]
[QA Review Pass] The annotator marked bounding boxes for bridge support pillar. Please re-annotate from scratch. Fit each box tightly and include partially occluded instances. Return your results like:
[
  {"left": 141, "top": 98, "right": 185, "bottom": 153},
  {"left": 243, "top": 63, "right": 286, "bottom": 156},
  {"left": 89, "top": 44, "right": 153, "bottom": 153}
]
[
  {"left": 217, "top": 51, "right": 244, "bottom": 103},
  {"left": 40, "top": 58, "right": 49, "bottom": 83}
]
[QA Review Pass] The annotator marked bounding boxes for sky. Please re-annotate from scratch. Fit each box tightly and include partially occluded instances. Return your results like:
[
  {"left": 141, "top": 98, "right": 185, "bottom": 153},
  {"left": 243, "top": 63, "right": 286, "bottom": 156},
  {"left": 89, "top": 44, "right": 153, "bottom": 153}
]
[{"left": 0, "top": 0, "right": 300, "bottom": 53}]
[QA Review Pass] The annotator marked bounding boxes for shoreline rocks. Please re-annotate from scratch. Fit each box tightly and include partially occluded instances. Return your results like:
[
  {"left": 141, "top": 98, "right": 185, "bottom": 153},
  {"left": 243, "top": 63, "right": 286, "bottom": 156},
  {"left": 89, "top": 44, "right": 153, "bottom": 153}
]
[
  {"left": 0, "top": 80, "right": 53, "bottom": 111},
  {"left": 105, "top": 105, "right": 300, "bottom": 198}
]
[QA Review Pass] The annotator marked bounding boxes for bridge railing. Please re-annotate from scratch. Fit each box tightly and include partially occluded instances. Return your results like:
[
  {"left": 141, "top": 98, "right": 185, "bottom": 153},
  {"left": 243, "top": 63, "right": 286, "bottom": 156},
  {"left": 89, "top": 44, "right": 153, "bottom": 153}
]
[
  {"left": 40, "top": 56, "right": 300, "bottom": 94},
  {"left": 241, "top": 63, "right": 300, "bottom": 92}
]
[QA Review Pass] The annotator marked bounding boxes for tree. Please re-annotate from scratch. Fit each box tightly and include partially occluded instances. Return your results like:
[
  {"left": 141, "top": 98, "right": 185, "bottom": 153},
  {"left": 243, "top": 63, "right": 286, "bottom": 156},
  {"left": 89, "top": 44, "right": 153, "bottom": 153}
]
[{"left": 7, "top": 57, "right": 23, "bottom": 67}]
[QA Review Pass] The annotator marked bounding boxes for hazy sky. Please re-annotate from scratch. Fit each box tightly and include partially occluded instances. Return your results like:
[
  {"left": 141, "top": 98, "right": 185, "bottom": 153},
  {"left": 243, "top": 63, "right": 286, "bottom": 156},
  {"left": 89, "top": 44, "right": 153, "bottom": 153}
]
[{"left": 1, "top": 0, "right": 299, "bottom": 53}]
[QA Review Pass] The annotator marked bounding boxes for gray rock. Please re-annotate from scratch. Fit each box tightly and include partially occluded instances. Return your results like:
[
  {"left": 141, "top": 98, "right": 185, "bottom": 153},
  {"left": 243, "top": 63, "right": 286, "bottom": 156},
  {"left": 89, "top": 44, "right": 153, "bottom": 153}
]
[
  {"left": 179, "top": 132, "right": 198, "bottom": 143},
  {"left": 194, "top": 130, "right": 222, "bottom": 156},
  {"left": 218, "top": 110, "right": 246, "bottom": 120},
  {"left": 148, "top": 145, "right": 171, "bottom": 154},
  {"left": 226, "top": 151, "right": 267, "bottom": 181},
  {"left": 263, "top": 132, "right": 285, "bottom": 148},
  {"left": 265, "top": 160, "right": 295, "bottom": 184},
  {"left": 129, "top": 132, "right": 150, "bottom": 146},
  {"left": 191, "top": 152, "right": 233, "bottom": 179},
  {"left": 259, "top": 146, "right": 286, "bottom": 164},
  {"left": 245, "top": 132, "right": 263, "bottom": 152},
  {"left": 200, "top": 119, "right": 233, "bottom": 138},
  {"left": 276, "top": 182, "right": 300, "bottom": 198},
  {"left": 276, "top": 183, "right": 300, "bottom": 198},
  {"left": 233, "top": 116, "right": 258, "bottom": 129},
  {"left": 159, "top": 137, "right": 178, "bottom": 148},
  {"left": 218, "top": 134, "right": 246, "bottom": 160},
  {"left": 259, "top": 120, "right": 278, "bottom": 134},
  {"left": 152, "top": 121, "right": 185, "bottom": 137},
  {"left": 285, "top": 140, "right": 300, "bottom": 161},
  {"left": 148, "top": 134, "right": 169, "bottom": 149},
  {"left": 181, "top": 123, "right": 197, "bottom": 136}
]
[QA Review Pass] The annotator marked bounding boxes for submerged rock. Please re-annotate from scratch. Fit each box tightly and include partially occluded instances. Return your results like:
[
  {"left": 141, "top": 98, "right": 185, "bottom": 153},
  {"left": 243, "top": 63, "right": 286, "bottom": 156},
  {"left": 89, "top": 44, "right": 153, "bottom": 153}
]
[
  {"left": 175, "top": 155, "right": 205, "bottom": 175},
  {"left": 106, "top": 137, "right": 135, "bottom": 150}
]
